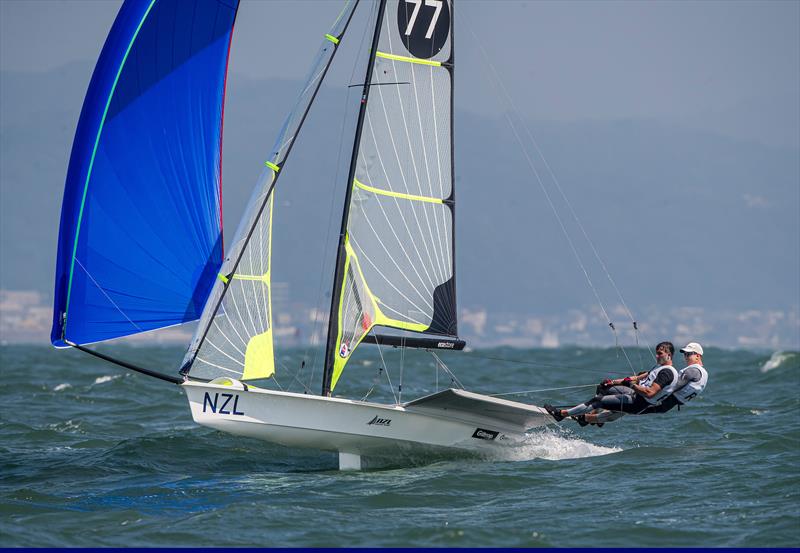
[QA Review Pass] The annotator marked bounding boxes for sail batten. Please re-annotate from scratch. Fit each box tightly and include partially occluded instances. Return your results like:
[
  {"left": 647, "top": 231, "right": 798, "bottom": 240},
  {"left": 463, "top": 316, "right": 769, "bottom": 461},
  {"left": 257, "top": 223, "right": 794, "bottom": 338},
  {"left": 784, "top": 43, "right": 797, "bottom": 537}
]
[{"left": 324, "top": 0, "right": 456, "bottom": 393}]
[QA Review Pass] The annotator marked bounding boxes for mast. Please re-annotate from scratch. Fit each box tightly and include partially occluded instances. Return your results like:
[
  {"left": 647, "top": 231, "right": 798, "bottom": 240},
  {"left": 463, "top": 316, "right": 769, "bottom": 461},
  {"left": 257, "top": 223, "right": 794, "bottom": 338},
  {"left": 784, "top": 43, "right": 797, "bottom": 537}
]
[{"left": 323, "top": 0, "right": 389, "bottom": 396}]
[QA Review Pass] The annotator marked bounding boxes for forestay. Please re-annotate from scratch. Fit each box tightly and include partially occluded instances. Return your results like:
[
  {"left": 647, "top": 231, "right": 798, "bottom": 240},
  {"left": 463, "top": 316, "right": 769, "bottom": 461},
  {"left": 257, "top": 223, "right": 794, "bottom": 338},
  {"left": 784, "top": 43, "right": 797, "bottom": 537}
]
[
  {"left": 326, "top": 0, "right": 456, "bottom": 392},
  {"left": 183, "top": 1, "right": 360, "bottom": 381}
]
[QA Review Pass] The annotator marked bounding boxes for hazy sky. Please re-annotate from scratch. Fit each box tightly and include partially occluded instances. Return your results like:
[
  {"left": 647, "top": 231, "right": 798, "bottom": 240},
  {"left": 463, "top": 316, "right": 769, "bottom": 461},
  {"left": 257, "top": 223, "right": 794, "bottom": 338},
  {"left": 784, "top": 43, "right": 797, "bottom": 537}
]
[
  {"left": 0, "top": 0, "right": 797, "bottom": 348},
  {"left": 2, "top": 0, "right": 798, "bottom": 148}
]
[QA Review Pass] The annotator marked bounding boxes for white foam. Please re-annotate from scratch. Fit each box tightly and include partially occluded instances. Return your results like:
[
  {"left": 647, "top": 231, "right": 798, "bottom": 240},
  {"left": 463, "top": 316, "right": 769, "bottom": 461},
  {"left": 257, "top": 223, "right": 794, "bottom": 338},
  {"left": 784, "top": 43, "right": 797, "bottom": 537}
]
[
  {"left": 93, "top": 375, "right": 120, "bottom": 384},
  {"left": 761, "top": 351, "right": 793, "bottom": 373},
  {"left": 48, "top": 419, "right": 82, "bottom": 432},
  {"left": 53, "top": 383, "right": 72, "bottom": 391},
  {"left": 490, "top": 426, "right": 621, "bottom": 462}
]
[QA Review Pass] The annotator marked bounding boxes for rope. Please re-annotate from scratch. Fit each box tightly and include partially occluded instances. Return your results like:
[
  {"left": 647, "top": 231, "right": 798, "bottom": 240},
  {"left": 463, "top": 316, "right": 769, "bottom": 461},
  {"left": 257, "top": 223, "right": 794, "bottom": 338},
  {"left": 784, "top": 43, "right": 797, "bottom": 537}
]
[
  {"left": 461, "top": 351, "right": 630, "bottom": 378},
  {"left": 489, "top": 383, "right": 597, "bottom": 397},
  {"left": 306, "top": 3, "right": 377, "bottom": 391},
  {"left": 286, "top": 360, "right": 313, "bottom": 394},
  {"left": 459, "top": 11, "right": 642, "bottom": 373},
  {"left": 374, "top": 334, "right": 398, "bottom": 404},
  {"left": 430, "top": 351, "right": 465, "bottom": 389},
  {"left": 399, "top": 337, "right": 405, "bottom": 403}
]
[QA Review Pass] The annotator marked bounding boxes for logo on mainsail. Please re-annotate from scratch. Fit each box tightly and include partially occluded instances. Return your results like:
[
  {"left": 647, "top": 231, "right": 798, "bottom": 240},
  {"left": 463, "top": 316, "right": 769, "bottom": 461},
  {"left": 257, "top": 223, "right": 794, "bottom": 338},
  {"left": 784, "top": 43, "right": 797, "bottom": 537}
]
[{"left": 339, "top": 341, "right": 350, "bottom": 358}]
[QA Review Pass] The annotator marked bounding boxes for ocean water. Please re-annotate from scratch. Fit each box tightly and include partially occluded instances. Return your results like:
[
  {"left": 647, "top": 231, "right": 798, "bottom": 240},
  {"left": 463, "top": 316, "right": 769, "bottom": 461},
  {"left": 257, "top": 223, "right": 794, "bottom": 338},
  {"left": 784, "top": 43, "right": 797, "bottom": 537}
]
[{"left": 1, "top": 344, "right": 798, "bottom": 547}]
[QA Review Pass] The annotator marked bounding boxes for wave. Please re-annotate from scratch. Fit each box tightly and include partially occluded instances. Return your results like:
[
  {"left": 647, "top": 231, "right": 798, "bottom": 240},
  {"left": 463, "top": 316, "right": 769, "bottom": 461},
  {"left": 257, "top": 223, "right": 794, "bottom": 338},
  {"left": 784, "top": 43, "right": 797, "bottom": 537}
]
[
  {"left": 92, "top": 375, "right": 121, "bottom": 385},
  {"left": 760, "top": 351, "right": 799, "bottom": 373}
]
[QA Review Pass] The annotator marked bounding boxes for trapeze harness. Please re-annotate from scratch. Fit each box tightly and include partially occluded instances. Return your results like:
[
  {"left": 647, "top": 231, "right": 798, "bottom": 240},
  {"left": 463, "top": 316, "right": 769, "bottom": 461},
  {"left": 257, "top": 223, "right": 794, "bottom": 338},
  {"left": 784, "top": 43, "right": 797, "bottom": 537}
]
[
  {"left": 639, "top": 365, "right": 680, "bottom": 404},
  {"left": 672, "top": 364, "right": 708, "bottom": 405}
]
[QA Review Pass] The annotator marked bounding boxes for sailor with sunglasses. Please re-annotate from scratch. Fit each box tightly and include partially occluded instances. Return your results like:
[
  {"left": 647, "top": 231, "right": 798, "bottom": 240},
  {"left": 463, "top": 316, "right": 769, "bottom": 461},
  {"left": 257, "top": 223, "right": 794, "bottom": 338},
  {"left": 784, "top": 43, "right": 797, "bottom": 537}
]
[
  {"left": 637, "top": 342, "right": 708, "bottom": 415},
  {"left": 545, "top": 341, "right": 679, "bottom": 424},
  {"left": 545, "top": 342, "right": 708, "bottom": 426}
]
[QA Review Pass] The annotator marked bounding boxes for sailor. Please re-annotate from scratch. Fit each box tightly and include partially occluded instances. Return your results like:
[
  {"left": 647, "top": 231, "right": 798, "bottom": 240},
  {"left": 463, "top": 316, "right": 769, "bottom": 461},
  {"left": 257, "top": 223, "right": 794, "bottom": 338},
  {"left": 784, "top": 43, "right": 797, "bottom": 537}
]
[
  {"left": 544, "top": 341, "right": 679, "bottom": 424},
  {"left": 636, "top": 342, "right": 708, "bottom": 415}
]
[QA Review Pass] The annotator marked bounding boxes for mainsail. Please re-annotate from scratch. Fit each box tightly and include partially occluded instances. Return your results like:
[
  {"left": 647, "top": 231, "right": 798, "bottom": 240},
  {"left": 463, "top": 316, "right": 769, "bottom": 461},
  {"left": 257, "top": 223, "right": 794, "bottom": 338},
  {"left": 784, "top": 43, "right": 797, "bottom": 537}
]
[
  {"left": 324, "top": 0, "right": 456, "bottom": 393},
  {"left": 183, "top": 1, "right": 360, "bottom": 382},
  {"left": 51, "top": 0, "right": 240, "bottom": 347}
]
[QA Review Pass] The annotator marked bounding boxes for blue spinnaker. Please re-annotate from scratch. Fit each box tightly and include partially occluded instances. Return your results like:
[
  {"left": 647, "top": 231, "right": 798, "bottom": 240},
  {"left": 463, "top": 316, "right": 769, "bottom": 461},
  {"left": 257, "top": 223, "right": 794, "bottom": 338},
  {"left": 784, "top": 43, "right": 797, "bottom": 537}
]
[{"left": 51, "top": 0, "right": 239, "bottom": 347}]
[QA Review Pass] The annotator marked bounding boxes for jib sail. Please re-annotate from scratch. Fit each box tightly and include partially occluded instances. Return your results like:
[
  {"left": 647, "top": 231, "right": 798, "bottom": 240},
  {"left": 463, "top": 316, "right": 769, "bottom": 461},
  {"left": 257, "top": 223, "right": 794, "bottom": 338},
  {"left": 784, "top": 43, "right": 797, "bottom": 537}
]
[{"left": 182, "top": 1, "right": 360, "bottom": 381}]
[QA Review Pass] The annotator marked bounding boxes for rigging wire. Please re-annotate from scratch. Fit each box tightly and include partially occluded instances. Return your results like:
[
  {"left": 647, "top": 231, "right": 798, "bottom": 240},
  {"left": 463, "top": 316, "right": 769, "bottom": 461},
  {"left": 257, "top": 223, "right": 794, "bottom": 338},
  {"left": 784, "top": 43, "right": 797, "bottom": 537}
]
[
  {"left": 461, "top": 351, "right": 633, "bottom": 377},
  {"left": 429, "top": 351, "right": 465, "bottom": 390},
  {"left": 364, "top": 328, "right": 393, "bottom": 402},
  {"left": 305, "top": 2, "right": 378, "bottom": 391},
  {"left": 489, "top": 383, "right": 598, "bottom": 397},
  {"left": 382, "top": 347, "right": 399, "bottom": 405},
  {"left": 459, "top": 10, "right": 642, "bottom": 371},
  {"left": 286, "top": 359, "right": 313, "bottom": 394},
  {"left": 514, "top": 116, "right": 654, "bottom": 364},
  {"left": 435, "top": 353, "right": 439, "bottom": 392},
  {"left": 399, "top": 338, "right": 405, "bottom": 403}
]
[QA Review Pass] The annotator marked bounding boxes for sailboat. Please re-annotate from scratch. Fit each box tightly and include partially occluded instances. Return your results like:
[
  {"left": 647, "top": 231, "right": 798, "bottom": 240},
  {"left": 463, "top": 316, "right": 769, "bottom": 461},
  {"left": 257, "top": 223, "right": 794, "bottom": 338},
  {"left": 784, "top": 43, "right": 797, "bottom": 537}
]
[{"left": 51, "top": 0, "right": 553, "bottom": 470}]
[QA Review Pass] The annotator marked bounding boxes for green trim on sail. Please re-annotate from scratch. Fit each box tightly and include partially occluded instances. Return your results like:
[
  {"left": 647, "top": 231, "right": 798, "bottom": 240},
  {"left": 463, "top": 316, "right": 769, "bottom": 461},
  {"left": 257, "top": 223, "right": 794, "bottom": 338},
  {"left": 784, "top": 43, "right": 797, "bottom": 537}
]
[
  {"left": 62, "top": 0, "right": 157, "bottom": 339},
  {"left": 330, "top": 236, "right": 429, "bottom": 391},
  {"left": 375, "top": 51, "right": 441, "bottom": 66},
  {"left": 264, "top": 161, "right": 280, "bottom": 172},
  {"left": 325, "top": 33, "right": 340, "bottom": 44},
  {"left": 232, "top": 272, "right": 270, "bottom": 283},
  {"left": 354, "top": 177, "right": 443, "bottom": 204}
]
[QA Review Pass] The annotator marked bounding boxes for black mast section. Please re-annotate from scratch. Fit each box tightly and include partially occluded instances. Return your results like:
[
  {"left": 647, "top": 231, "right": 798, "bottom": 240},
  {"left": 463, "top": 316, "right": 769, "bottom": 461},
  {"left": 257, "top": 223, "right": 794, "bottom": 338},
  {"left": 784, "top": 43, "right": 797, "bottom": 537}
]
[{"left": 322, "top": 0, "right": 388, "bottom": 396}]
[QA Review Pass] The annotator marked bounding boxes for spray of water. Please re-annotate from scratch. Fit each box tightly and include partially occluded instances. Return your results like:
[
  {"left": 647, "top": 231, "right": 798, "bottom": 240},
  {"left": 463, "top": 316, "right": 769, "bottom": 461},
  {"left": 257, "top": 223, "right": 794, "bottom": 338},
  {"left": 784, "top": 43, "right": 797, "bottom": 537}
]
[
  {"left": 487, "top": 426, "right": 621, "bottom": 462},
  {"left": 760, "top": 351, "right": 797, "bottom": 373}
]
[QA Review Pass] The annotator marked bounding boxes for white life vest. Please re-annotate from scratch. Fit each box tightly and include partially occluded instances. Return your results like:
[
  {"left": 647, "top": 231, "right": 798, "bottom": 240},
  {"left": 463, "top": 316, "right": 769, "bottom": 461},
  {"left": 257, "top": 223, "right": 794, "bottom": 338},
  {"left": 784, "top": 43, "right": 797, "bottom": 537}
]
[
  {"left": 672, "top": 364, "right": 708, "bottom": 404},
  {"left": 638, "top": 364, "right": 679, "bottom": 404}
]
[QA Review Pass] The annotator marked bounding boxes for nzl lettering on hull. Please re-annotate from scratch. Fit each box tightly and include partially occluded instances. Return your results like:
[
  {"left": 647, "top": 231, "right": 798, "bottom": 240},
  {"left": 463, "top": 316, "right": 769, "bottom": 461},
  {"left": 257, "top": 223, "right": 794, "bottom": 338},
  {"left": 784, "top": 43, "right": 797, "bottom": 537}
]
[{"left": 202, "top": 392, "right": 245, "bottom": 416}]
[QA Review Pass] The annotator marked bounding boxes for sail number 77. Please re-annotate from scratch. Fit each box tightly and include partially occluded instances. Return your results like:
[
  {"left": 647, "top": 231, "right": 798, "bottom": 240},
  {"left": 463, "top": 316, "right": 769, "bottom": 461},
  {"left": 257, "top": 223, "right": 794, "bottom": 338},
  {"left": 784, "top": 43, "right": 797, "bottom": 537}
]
[{"left": 404, "top": 0, "right": 443, "bottom": 39}]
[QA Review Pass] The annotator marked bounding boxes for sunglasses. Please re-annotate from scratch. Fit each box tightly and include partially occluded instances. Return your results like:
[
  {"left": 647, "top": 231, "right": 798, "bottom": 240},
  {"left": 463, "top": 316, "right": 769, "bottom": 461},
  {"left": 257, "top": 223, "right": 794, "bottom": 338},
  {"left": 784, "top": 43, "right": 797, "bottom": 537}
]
[{"left": 683, "top": 351, "right": 697, "bottom": 357}]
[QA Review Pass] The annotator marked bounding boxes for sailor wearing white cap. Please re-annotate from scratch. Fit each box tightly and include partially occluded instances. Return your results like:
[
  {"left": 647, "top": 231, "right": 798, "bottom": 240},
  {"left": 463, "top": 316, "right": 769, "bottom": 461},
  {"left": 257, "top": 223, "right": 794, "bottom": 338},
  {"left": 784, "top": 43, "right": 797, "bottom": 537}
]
[
  {"left": 641, "top": 342, "right": 708, "bottom": 414},
  {"left": 545, "top": 341, "right": 709, "bottom": 426}
]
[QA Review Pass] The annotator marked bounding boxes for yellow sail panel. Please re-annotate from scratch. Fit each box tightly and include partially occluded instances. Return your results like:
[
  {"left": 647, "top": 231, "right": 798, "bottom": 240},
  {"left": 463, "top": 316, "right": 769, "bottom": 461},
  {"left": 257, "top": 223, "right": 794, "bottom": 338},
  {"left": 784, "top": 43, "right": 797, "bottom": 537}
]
[
  {"left": 331, "top": 236, "right": 428, "bottom": 392},
  {"left": 243, "top": 327, "right": 275, "bottom": 380},
  {"left": 331, "top": 239, "right": 377, "bottom": 390},
  {"left": 187, "top": 189, "right": 277, "bottom": 382}
]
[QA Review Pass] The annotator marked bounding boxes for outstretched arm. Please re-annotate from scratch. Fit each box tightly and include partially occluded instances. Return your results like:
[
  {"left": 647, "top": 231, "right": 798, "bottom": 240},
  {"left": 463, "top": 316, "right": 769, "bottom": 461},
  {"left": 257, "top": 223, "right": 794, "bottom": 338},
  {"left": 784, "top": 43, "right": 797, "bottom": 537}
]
[{"left": 607, "top": 371, "right": 648, "bottom": 386}]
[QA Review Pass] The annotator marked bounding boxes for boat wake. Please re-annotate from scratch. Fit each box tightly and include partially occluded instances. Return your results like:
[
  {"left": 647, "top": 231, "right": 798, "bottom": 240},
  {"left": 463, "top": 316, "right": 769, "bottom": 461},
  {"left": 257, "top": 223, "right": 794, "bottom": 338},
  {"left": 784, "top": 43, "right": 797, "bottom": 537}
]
[{"left": 488, "top": 427, "right": 621, "bottom": 462}]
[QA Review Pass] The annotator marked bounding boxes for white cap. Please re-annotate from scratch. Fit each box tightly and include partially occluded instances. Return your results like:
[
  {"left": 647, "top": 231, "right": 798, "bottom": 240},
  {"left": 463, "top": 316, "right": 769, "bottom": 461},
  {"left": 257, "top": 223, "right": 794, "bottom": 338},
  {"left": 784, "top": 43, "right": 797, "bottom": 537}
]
[{"left": 680, "top": 342, "right": 704, "bottom": 356}]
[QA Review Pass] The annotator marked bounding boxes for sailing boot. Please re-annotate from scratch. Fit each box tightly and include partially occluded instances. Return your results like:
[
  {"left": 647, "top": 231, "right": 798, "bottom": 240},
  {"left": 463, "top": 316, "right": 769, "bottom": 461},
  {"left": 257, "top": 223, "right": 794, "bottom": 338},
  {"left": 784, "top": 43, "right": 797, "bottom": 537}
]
[{"left": 544, "top": 404, "right": 565, "bottom": 422}]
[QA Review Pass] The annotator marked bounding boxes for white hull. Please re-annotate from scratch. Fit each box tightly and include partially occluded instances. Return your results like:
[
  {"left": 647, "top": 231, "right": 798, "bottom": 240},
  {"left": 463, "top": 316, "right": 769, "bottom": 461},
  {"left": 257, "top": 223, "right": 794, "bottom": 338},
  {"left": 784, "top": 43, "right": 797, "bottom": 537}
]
[{"left": 182, "top": 380, "right": 553, "bottom": 468}]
